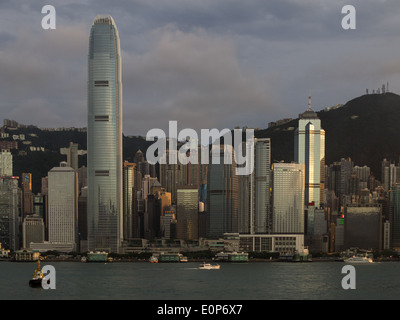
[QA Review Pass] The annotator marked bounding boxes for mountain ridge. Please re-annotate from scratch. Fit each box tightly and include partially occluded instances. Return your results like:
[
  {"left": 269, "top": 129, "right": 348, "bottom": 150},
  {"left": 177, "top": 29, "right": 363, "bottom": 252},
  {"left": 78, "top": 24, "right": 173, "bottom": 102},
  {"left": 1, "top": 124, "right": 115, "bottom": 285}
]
[
  {"left": 255, "top": 92, "right": 400, "bottom": 181},
  {"left": 7, "top": 92, "right": 400, "bottom": 192}
]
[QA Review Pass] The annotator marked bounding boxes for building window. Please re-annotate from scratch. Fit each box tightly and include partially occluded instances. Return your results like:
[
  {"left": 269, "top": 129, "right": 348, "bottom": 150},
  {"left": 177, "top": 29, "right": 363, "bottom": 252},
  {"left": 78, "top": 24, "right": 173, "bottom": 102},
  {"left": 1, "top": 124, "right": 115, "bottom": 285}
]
[
  {"left": 94, "top": 115, "right": 109, "bottom": 122},
  {"left": 94, "top": 80, "right": 109, "bottom": 87},
  {"left": 95, "top": 170, "right": 109, "bottom": 176}
]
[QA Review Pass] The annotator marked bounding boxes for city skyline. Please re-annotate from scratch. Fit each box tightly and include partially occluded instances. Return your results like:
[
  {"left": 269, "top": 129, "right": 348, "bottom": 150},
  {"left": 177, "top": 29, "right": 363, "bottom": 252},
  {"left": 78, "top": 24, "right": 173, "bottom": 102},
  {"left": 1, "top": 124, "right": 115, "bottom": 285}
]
[
  {"left": 1, "top": 1, "right": 400, "bottom": 135},
  {"left": 1, "top": 8, "right": 400, "bottom": 257}
]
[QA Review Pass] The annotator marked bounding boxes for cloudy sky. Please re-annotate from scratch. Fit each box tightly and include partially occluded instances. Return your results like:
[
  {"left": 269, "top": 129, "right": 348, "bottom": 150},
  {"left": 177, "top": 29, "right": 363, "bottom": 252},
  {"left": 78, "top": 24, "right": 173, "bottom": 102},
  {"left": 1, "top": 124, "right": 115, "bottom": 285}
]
[{"left": 1, "top": 0, "right": 400, "bottom": 136}]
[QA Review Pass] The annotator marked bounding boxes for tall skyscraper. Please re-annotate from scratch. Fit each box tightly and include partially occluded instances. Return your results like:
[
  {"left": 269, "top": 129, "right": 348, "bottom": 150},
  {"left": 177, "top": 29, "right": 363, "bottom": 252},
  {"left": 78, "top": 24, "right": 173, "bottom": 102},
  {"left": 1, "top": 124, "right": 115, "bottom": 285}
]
[
  {"left": 22, "top": 173, "right": 33, "bottom": 216},
  {"left": 87, "top": 15, "right": 123, "bottom": 253},
  {"left": 123, "top": 161, "right": 135, "bottom": 240},
  {"left": 0, "top": 176, "right": 20, "bottom": 251},
  {"left": 272, "top": 163, "right": 305, "bottom": 234},
  {"left": 207, "top": 145, "right": 238, "bottom": 238},
  {"left": 253, "top": 138, "right": 271, "bottom": 234},
  {"left": 238, "top": 138, "right": 271, "bottom": 234},
  {"left": 390, "top": 184, "right": 400, "bottom": 248},
  {"left": 48, "top": 163, "right": 78, "bottom": 251},
  {"left": 294, "top": 96, "right": 325, "bottom": 207},
  {"left": 176, "top": 185, "right": 199, "bottom": 240}
]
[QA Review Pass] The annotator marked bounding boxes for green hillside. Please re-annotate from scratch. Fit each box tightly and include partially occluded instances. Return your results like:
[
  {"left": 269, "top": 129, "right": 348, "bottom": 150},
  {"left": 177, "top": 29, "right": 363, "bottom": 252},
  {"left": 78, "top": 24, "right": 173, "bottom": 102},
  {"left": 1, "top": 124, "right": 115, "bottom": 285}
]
[
  {"left": 256, "top": 92, "right": 400, "bottom": 181},
  {"left": 7, "top": 92, "right": 400, "bottom": 192}
]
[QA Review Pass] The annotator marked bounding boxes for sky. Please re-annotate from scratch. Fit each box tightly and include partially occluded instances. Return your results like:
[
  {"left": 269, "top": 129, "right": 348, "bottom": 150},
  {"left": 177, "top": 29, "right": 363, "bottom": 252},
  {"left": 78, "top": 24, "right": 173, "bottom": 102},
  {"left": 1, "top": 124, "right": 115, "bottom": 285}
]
[{"left": 1, "top": 0, "right": 400, "bottom": 136}]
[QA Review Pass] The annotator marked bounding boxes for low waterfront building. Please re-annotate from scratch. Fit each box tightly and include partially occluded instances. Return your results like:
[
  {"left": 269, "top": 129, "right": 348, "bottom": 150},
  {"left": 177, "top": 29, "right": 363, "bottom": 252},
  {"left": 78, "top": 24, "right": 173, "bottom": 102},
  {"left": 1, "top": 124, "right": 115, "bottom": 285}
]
[
  {"left": 14, "top": 249, "right": 40, "bottom": 261},
  {"left": 29, "top": 242, "right": 76, "bottom": 253},
  {"left": 238, "top": 234, "right": 305, "bottom": 255}
]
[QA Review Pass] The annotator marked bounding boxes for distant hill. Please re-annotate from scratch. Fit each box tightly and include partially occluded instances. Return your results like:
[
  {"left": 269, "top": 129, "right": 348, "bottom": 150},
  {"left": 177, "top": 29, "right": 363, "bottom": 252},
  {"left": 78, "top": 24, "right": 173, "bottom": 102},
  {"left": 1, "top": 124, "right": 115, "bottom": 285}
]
[
  {"left": 7, "top": 92, "right": 400, "bottom": 192},
  {"left": 256, "top": 92, "right": 400, "bottom": 181},
  {"left": 9, "top": 128, "right": 152, "bottom": 193}
]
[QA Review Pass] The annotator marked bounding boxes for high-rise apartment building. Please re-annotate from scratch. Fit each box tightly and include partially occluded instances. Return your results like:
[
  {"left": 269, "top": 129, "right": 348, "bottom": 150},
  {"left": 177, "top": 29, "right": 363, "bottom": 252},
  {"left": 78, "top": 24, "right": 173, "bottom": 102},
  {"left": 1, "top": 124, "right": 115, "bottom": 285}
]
[
  {"left": 0, "top": 176, "right": 20, "bottom": 251},
  {"left": 0, "top": 149, "right": 12, "bottom": 176},
  {"left": 87, "top": 15, "right": 123, "bottom": 253},
  {"left": 65, "top": 142, "right": 79, "bottom": 171},
  {"left": 48, "top": 163, "right": 78, "bottom": 251},
  {"left": 294, "top": 97, "right": 325, "bottom": 207},
  {"left": 272, "top": 163, "right": 305, "bottom": 234},
  {"left": 159, "top": 150, "right": 186, "bottom": 205}
]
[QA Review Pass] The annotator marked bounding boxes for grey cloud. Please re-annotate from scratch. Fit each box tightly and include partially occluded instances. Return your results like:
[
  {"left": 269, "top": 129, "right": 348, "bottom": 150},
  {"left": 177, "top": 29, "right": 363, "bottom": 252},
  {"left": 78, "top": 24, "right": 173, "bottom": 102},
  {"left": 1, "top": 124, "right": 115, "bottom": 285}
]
[
  {"left": 122, "top": 25, "right": 280, "bottom": 135},
  {"left": 1, "top": 0, "right": 400, "bottom": 135}
]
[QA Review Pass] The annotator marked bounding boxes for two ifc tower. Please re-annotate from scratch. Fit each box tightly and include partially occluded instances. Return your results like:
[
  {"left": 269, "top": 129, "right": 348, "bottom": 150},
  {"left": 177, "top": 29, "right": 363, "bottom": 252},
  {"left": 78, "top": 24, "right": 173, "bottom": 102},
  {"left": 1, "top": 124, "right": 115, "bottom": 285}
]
[
  {"left": 86, "top": 16, "right": 326, "bottom": 253},
  {"left": 87, "top": 15, "right": 123, "bottom": 253}
]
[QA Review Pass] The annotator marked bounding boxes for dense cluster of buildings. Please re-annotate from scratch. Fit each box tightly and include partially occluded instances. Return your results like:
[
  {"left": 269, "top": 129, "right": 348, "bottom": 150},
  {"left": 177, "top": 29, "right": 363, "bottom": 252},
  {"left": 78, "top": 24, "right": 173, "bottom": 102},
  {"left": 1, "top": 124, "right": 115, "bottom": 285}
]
[{"left": 0, "top": 16, "right": 399, "bottom": 258}]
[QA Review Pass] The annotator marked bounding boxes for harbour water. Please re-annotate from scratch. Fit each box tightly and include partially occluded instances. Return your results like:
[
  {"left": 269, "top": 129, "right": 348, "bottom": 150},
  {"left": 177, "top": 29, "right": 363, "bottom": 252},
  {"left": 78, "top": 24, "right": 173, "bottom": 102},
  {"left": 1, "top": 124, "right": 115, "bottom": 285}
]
[{"left": 1, "top": 261, "right": 400, "bottom": 300}]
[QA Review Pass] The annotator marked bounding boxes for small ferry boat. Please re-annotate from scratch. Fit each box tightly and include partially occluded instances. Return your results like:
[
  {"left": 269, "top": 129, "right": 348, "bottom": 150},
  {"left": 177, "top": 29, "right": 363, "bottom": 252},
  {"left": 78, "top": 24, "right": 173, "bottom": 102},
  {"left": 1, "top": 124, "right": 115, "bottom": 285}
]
[
  {"left": 344, "top": 255, "right": 374, "bottom": 264},
  {"left": 29, "top": 259, "right": 44, "bottom": 288},
  {"left": 199, "top": 262, "right": 220, "bottom": 270},
  {"left": 149, "top": 255, "right": 158, "bottom": 263}
]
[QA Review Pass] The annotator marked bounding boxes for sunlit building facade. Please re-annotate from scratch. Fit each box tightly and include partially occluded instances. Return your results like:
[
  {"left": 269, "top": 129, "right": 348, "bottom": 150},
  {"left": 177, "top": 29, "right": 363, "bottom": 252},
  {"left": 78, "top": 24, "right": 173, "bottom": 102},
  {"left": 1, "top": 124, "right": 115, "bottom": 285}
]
[
  {"left": 272, "top": 163, "right": 305, "bottom": 234},
  {"left": 294, "top": 97, "right": 325, "bottom": 207},
  {"left": 87, "top": 15, "right": 123, "bottom": 253}
]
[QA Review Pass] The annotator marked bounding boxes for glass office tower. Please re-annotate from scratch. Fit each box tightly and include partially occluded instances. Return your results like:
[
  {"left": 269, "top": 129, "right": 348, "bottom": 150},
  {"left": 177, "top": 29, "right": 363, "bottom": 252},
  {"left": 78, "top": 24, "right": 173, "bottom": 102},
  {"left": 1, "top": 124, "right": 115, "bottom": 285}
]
[
  {"left": 294, "top": 97, "right": 325, "bottom": 208},
  {"left": 254, "top": 138, "right": 271, "bottom": 234},
  {"left": 207, "top": 145, "right": 238, "bottom": 238},
  {"left": 87, "top": 15, "right": 123, "bottom": 253},
  {"left": 272, "top": 163, "right": 305, "bottom": 234}
]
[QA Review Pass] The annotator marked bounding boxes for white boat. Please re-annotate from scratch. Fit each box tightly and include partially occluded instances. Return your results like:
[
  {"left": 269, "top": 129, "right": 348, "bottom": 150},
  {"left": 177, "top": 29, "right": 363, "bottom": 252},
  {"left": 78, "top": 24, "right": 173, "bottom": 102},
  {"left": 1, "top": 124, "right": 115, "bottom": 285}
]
[
  {"left": 149, "top": 255, "right": 158, "bottom": 263},
  {"left": 199, "top": 262, "right": 220, "bottom": 270},
  {"left": 344, "top": 255, "right": 374, "bottom": 264}
]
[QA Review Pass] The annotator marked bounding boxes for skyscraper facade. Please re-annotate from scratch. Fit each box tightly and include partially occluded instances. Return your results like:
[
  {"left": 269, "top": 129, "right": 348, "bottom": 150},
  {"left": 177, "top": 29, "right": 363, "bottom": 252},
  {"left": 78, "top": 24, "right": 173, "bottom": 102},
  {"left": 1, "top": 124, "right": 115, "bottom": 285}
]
[
  {"left": 253, "top": 138, "right": 271, "bottom": 234},
  {"left": 390, "top": 184, "right": 400, "bottom": 248},
  {"left": 87, "top": 15, "right": 123, "bottom": 253},
  {"left": 0, "top": 149, "right": 12, "bottom": 176},
  {"left": 272, "top": 163, "right": 305, "bottom": 234},
  {"left": 207, "top": 145, "right": 238, "bottom": 238},
  {"left": 48, "top": 163, "right": 78, "bottom": 251},
  {"left": 294, "top": 97, "right": 325, "bottom": 207},
  {"left": 0, "top": 176, "right": 20, "bottom": 251},
  {"left": 123, "top": 161, "right": 135, "bottom": 240},
  {"left": 176, "top": 185, "right": 199, "bottom": 240}
]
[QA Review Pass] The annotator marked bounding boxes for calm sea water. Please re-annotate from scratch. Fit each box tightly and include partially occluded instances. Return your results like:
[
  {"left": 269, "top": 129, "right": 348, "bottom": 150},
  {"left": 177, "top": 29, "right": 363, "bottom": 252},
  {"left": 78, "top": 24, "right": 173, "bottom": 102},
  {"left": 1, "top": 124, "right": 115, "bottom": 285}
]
[{"left": 1, "top": 261, "right": 400, "bottom": 300}]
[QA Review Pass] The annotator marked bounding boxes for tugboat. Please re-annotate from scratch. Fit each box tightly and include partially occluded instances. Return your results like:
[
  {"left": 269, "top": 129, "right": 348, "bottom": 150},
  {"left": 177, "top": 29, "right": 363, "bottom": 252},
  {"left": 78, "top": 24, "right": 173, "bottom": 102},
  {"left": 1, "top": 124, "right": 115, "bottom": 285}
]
[{"left": 29, "top": 259, "right": 44, "bottom": 288}]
